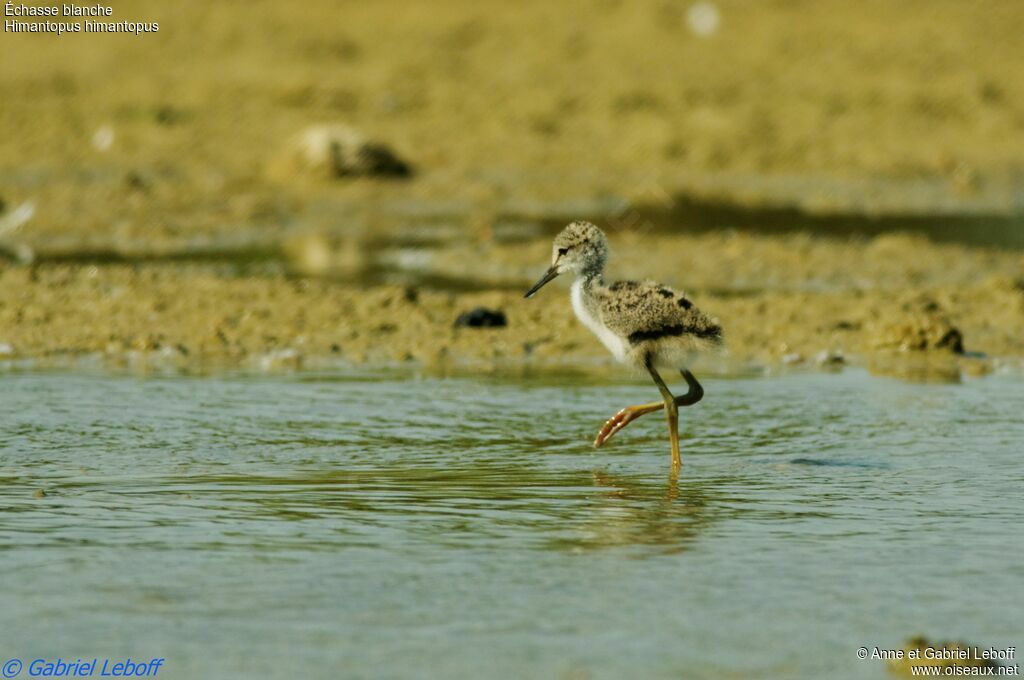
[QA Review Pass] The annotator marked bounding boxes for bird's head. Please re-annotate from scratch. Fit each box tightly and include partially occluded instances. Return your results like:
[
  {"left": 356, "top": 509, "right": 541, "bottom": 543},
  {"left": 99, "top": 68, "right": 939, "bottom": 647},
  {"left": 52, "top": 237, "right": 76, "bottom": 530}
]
[{"left": 524, "top": 221, "right": 608, "bottom": 298}]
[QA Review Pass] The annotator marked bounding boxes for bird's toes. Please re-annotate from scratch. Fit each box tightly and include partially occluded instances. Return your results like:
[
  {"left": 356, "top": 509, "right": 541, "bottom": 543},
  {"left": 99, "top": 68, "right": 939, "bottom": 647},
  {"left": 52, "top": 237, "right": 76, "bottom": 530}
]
[
  {"left": 593, "top": 423, "right": 614, "bottom": 448},
  {"left": 594, "top": 403, "right": 648, "bottom": 447}
]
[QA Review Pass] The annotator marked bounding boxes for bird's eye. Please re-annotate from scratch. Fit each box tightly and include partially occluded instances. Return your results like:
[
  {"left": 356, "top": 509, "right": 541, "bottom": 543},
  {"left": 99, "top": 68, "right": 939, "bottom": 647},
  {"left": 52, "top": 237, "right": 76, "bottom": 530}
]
[{"left": 557, "top": 247, "right": 569, "bottom": 256}]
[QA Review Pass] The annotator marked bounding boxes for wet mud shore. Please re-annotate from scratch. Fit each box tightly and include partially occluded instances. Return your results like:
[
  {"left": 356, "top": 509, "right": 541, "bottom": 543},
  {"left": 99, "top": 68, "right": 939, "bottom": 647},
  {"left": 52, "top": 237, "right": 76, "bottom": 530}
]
[
  {"left": 2, "top": 0, "right": 1023, "bottom": 378},
  {"left": 2, "top": 230, "right": 1022, "bottom": 380}
]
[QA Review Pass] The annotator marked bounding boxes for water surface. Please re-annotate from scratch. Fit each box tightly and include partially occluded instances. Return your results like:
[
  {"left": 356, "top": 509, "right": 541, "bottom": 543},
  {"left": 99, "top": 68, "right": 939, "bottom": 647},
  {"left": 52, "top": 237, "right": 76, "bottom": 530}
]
[{"left": 1, "top": 370, "right": 1022, "bottom": 679}]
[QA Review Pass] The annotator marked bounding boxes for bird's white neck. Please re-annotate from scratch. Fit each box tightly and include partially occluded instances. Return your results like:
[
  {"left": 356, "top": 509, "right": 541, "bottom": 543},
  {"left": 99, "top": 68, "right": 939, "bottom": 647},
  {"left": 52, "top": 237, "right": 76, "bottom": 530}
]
[{"left": 570, "top": 276, "right": 627, "bottom": 361}]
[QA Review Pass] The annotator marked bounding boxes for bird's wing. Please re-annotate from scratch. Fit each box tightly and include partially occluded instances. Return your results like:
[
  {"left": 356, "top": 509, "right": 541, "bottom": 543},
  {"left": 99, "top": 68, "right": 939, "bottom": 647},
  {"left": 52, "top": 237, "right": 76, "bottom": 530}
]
[{"left": 598, "top": 280, "right": 721, "bottom": 344}]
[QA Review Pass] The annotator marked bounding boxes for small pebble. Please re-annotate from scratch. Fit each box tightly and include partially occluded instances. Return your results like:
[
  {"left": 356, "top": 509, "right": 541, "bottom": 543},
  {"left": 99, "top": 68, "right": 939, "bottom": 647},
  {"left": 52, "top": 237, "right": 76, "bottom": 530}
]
[
  {"left": 0, "top": 200, "right": 34, "bottom": 237},
  {"left": 278, "top": 124, "right": 412, "bottom": 179},
  {"left": 686, "top": 1, "right": 720, "bottom": 37},
  {"left": 92, "top": 125, "right": 115, "bottom": 152},
  {"left": 815, "top": 350, "right": 846, "bottom": 366},
  {"left": 454, "top": 308, "right": 507, "bottom": 328}
]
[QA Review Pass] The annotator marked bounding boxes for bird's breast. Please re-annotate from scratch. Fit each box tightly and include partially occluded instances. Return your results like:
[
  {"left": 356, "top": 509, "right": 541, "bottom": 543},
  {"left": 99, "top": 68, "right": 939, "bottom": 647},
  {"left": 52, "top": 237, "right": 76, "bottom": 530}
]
[{"left": 571, "top": 279, "right": 627, "bottom": 362}]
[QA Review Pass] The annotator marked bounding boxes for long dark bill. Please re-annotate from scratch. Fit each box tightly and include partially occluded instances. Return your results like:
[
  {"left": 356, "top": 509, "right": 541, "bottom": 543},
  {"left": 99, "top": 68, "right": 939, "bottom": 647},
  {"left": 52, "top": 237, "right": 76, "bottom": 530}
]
[{"left": 523, "top": 266, "right": 560, "bottom": 298}]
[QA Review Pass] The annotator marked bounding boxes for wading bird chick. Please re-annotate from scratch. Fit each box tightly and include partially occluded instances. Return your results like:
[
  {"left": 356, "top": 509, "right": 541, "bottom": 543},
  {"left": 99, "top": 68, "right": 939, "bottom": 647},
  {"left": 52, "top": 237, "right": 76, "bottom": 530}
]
[{"left": 524, "top": 220, "right": 722, "bottom": 469}]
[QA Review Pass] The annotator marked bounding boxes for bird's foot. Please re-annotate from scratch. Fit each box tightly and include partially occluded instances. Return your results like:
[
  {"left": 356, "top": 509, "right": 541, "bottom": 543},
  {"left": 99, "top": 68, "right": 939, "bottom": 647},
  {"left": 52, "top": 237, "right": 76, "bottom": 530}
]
[{"left": 594, "top": 406, "right": 643, "bottom": 448}]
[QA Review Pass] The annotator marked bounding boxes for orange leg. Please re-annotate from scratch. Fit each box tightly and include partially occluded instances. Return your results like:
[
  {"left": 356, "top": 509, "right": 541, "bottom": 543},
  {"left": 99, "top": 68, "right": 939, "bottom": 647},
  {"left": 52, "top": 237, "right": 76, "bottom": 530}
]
[
  {"left": 665, "top": 396, "right": 681, "bottom": 469},
  {"left": 593, "top": 369, "right": 704, "bottom": 461}
]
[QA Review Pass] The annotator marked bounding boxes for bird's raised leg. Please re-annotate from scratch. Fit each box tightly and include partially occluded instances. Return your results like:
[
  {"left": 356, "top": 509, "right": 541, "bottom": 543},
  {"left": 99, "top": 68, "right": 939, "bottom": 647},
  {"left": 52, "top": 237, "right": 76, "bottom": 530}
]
[{"left": 593, "top": 369, "right": 704, "bottom": 449}]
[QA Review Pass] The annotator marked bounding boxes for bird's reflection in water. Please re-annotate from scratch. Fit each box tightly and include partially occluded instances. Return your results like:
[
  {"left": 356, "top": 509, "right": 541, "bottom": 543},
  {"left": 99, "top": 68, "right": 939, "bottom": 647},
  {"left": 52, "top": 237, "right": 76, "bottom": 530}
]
[
  {"left": 548, "top": 468, "right": 714, "bottom": 554},
  {"left": 186, "top": 463, "right": 727, "bottom": 556}
]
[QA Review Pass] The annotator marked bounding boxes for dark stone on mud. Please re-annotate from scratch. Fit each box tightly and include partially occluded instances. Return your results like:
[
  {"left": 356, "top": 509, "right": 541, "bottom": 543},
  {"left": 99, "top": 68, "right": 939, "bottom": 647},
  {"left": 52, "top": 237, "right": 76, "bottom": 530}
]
[
  {"left": 454, "top": 308, "right": 507, "bottom": 328},
  {"left": 354, "top": 142, "right": 412, "bottom": 177},
  {"left": 935, "top": 327, "right": 964, "bottom": 353}
]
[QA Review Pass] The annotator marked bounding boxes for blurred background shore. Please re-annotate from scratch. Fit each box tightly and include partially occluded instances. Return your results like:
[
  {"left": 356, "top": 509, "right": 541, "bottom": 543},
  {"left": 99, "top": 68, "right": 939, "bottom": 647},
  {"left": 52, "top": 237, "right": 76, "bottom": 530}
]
[{"left": 2, "top": 0, "right": 1023, "bottom": 378}]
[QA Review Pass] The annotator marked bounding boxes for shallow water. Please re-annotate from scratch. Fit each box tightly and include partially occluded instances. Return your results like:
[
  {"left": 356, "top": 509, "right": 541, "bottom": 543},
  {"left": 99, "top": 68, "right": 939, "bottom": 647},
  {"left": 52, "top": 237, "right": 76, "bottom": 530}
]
[{"left": 1, "top": 369, "right": 1022, "bottom": 679}]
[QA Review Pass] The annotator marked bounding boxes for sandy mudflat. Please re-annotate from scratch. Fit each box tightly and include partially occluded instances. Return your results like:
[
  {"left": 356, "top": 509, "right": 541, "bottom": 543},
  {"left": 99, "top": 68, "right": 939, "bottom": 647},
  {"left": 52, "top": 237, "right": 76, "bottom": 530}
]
[
  {"left": 1, "top": 232, "right": 1022, "bottom": 378},
  {"left": 1, "top": 0, "right": 1023, "bottom": 376}
]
